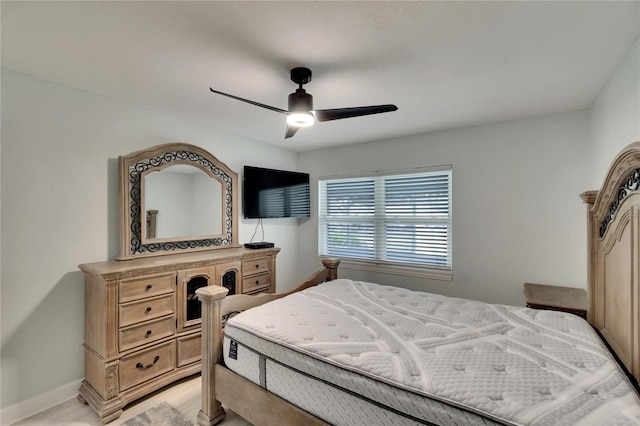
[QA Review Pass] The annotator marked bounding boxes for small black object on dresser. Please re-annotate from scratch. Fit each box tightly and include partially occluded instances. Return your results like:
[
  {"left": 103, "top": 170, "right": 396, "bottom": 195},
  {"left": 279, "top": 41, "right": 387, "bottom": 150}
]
[{"left": 244, "top": 242, "right": 275, "bottom": 249}]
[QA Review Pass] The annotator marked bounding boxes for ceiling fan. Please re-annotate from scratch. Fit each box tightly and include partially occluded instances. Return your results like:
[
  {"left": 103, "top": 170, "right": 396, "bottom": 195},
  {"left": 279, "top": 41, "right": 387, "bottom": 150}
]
[{"left": 209, "top": 67, "right": 398, "bottom": 139}]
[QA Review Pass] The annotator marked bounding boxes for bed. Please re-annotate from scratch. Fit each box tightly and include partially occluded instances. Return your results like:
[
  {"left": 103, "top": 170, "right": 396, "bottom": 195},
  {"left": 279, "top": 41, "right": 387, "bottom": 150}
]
[{"left": 196, "top": 141, "right": 640, "bottom": 426}]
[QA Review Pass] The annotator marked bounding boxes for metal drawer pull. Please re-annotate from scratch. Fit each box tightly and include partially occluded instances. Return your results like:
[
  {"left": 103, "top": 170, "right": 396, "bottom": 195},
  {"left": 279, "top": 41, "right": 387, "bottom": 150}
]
[
  {"left": 145, "top": 284, "right": 153, "bottom": 291},
  {"left": 255, "top": 264, "right": 259, "bottom": 268},
  {"left": 145, "top": 307, "right": 152, "bottom": 313},
  {"left": 145, "top": 330, "right": 152, "bottom": 336},
  {"left": 136, "top": 355, "right": 160, "bottom": 370}
]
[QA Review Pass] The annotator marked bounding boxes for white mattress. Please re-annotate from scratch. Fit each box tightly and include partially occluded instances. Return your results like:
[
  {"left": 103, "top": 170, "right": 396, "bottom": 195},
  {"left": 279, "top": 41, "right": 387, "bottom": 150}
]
[{"left": 223, "top": 279, "right": 640, "bottom": 425}]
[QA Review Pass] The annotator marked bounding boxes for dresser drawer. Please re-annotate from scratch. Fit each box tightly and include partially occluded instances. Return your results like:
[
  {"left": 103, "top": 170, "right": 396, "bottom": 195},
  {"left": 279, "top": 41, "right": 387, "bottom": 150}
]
[
  {"left": 242, "top": 272, "right": 271, "bottom": 294},
  {"left": 242, "top": 257, "right": 272, "bottom": 276},
  {"left": 120, "top": 272, "right": 175, "bottom": 303},
  {"left": 119, "top": 294, "right": 175, "bottom": 327},
  {"left": 119, "top": 341, "right": 175, "bottom": 391},
  {"left": 119, "top": 316, "right": 175, "bottom": 352}
]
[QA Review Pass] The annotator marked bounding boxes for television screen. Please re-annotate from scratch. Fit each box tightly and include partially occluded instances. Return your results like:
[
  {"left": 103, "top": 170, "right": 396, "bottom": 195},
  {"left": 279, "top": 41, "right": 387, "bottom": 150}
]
[{"left": 243, "top": 166, "right": 311, "bottom": 219}]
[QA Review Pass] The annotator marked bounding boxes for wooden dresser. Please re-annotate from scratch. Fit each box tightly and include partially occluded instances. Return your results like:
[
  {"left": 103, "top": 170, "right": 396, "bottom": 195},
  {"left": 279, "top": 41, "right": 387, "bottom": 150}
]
[{"left": 77, "top": 247, "right": 279, "bottom": 423}]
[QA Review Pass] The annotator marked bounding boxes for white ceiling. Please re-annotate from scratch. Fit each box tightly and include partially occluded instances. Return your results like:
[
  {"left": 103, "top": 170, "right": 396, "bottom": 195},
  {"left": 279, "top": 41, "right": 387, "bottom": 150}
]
[{"left": 2, "top": 1, "right": 639, "bottom": 152}]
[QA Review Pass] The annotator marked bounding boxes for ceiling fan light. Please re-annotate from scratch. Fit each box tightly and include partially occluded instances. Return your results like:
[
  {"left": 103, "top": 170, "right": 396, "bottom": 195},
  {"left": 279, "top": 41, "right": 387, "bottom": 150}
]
[{"left": 286, "top": 112, "right": 315, "bottom": 127}]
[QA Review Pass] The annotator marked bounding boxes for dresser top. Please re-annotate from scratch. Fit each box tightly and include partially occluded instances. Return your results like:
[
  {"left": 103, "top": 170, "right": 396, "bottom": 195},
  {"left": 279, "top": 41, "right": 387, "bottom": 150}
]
[{"left": 79, "top": 247, "right": 280, "bottom": 277}]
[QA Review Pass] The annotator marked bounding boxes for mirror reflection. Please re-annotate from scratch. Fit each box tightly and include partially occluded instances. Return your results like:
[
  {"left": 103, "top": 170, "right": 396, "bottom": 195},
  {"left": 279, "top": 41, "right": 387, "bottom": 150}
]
[
  {"left": 143, "top": 165, "right": 222, "bottom": 240},
  {"left": 119, "top": 142, "right": 238, "bottom": 259}
]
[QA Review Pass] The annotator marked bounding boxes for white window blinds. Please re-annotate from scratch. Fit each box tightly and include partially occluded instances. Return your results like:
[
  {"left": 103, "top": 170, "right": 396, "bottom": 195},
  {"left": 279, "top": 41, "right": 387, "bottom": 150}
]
[{"left": 318, "top": 167, "right": 452, "bottom": 278}]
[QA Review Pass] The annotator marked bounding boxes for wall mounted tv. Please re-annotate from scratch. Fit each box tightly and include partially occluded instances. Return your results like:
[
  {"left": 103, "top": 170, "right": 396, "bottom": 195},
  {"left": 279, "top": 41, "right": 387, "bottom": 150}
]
[{"left": 243, "top": 166, "right": 311, "bottom": 219}]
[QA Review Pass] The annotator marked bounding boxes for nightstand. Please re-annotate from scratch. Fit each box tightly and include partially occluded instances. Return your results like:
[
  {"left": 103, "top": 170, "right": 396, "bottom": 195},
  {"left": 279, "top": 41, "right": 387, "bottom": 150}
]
[{"left": 523, "top": 283, "right": 587, "bottom": 319}]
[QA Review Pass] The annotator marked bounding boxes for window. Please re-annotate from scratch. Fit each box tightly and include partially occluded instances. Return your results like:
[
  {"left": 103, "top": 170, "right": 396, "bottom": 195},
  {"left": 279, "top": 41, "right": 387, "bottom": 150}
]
[{"left": 318, "top": 166, "right": 452, "bottom": 280}]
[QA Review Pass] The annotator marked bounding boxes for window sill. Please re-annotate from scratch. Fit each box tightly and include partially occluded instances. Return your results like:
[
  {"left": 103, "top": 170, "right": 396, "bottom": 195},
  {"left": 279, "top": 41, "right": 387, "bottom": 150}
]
[{"left": 323, "top": 258, "right": 452, "bottom": 281}]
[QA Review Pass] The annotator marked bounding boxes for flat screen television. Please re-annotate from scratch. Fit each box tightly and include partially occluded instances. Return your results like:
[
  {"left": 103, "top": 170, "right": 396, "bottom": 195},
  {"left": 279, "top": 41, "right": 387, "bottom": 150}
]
[{"left": 243, "top": 166, "right": 311, "bottom": 219}]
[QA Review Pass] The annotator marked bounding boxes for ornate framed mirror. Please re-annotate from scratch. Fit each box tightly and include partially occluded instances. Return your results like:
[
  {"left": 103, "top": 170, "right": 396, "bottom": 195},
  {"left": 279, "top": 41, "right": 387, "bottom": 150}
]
[{"left": 118, "top": 142, "right": 238, "bottom": 259}]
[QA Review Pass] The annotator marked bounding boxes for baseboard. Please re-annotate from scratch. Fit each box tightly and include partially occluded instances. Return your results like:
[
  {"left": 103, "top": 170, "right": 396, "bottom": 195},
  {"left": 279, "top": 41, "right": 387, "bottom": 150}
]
[{"left": 1, "top": 379, "right": 82, "bottom": 425}]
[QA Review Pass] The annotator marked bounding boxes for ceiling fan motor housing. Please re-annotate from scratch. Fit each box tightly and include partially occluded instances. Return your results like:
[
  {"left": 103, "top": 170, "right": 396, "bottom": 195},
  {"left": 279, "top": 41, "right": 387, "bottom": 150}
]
[
  {"left": 288, "top": 89, "right": 313, "bottom": 112},
  {"left": 288, "top": 67, "right": 314, "bottom": 112}
]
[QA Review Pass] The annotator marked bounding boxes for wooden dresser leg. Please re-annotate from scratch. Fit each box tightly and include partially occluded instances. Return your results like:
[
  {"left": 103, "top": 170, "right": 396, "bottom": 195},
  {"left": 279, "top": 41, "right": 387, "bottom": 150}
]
[
  {"left": 99, "top": 409, "right": 123, "bottom": 424},
  {"left": 78, "top": 381, "right": 124, "bottom": 424}
]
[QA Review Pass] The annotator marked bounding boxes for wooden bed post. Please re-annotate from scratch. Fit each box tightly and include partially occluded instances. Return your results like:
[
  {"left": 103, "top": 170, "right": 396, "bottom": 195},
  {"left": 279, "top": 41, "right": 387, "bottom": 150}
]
[
  {"left": 322, "top": 258, "right": 340, "bottom": 281},
  {"left": 579, "top": 190, "right": 598, "bottom": 324},
  {"left": 196, "top": 285, "right": 229, "bottom": 426}
]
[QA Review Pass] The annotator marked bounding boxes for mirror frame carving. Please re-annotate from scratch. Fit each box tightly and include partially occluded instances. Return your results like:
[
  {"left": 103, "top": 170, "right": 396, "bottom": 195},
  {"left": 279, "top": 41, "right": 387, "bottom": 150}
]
[{"left": 118, "top": 142, "right": 239, "bottom": 260}]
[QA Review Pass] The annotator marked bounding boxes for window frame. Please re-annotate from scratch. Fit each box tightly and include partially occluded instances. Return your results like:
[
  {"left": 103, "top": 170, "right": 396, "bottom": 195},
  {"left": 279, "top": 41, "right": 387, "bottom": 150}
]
[{"left": 318, "top": 165, "right": 452, "bottom": 281}]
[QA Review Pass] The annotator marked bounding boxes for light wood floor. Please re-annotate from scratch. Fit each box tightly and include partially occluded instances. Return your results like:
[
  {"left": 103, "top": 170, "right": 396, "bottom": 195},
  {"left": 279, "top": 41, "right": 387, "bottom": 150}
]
[{"left": 12, "top": 375, "right": 250, "bottom": 426}]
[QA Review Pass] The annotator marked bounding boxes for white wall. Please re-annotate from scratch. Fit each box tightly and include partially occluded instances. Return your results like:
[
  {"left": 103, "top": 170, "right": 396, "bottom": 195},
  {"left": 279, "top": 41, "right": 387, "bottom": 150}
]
[
  {"left": 589, "top": 35, "right": 640, "bottom": 188},
  {"left": 298, "top": 111, "right": 590, "bottom": 307},
  {"left": 0, "top": 70, "right": 301, "bottom": 410}
]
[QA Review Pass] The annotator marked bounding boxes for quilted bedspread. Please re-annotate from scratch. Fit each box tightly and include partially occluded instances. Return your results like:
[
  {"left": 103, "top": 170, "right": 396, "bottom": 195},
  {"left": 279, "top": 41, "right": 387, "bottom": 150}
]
[{"left": 225, "top": 279, "right": 640, "bottom": 425}]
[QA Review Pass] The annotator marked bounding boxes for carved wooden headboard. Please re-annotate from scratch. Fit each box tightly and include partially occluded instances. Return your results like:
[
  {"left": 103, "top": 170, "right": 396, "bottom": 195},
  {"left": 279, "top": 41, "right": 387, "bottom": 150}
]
[{"left": 581, "top": 141, "right": 640, "bottom": 384}]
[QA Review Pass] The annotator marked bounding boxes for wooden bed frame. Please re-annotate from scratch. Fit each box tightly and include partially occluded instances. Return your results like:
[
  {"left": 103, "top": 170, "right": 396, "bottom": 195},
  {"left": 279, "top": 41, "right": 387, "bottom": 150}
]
[
  {"left": 196, "top": 142, "right": 640, "bottom": 425},
  {"left": 580, "top": 140, "right": 640, "bottom": 385}
]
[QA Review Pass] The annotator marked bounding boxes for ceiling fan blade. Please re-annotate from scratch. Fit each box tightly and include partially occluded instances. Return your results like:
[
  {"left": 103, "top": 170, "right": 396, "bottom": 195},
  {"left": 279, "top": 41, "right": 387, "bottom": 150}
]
[
  {"left": 314, "top": 104, "right": 398, "bottom": 122},
  {"left": 285, "top": 125, "right": 299, "bottom": 139},
  {"left": 209, "top": 88, "right": 288, "bottom": 114}
]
